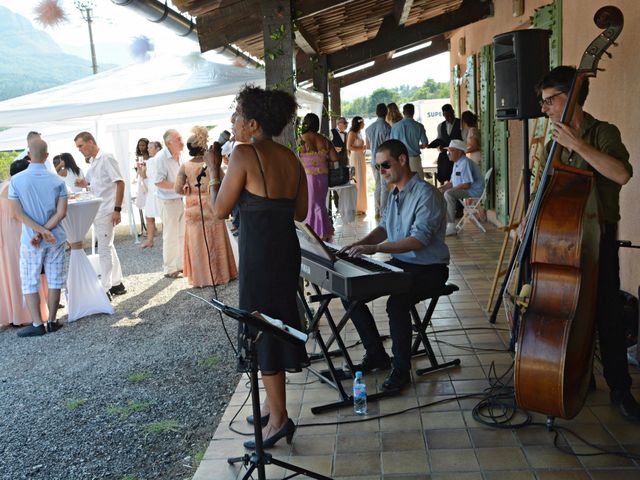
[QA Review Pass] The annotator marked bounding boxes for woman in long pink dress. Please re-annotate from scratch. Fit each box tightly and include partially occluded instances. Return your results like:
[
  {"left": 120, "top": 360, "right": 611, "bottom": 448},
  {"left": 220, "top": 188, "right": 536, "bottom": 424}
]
[
  {"left": 0, "top": 160, "right": 48, "bottom": 327},
  {"left": 347, "top": 116, "right": 367, "bottom": 214},
  {"left": 175, "top": 126, "right": 238, "bottom": 287},
  {"left": 299, "top": 113, "right": 338, "bottom": 240}
]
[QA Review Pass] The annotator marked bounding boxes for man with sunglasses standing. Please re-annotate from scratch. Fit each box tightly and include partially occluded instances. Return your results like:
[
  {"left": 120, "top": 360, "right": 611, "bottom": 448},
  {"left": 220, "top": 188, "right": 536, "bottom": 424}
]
[
  {"left": 536, "top": 66, "right": 638, "bottom": 421},
  {"left": 338, "top": 139, "right": 449, "bottom": 391}
]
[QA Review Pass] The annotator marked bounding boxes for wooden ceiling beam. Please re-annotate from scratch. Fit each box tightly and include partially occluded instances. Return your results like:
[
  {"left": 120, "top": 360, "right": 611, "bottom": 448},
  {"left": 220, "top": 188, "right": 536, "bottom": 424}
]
[
  {"left": 338, "top": 36, "right": 449, "bottom": 88},
  {"left": 294, "top": 24, "right": 319, "bottom": 54},
  {"left": 293, "top": 0, "right": 355, "bottom": 19},
  {"left": 394, "top": 0, "right": 415, "bottom": 25},
  {"left": 328, "top": 0, "right": 491, "bottom": 72}
]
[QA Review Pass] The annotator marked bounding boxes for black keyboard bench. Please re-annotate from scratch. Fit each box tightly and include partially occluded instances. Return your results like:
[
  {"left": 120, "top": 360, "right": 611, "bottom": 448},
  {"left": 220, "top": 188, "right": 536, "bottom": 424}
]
[{"left": 410, "top": 282, "right": 461, "bottom": 376}]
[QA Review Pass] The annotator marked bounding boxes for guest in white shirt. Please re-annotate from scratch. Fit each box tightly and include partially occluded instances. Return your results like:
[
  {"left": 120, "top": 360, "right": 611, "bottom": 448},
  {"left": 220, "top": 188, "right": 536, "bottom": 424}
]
[
  {"left": 154, "top": 129, "right": 185, "bottom": 278},
  {"left": 53, "top": 153, "right": 85, "bottom": 194},
  {"left": 73, "top": 132, "right": 126, "bottom": 297},
  {"left": 14, "top": 131, "right": 57, "bottom": 174}
]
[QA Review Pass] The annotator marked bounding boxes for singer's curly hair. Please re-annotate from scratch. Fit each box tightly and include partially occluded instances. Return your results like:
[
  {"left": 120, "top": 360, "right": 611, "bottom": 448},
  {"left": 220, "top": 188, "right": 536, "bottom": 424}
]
[
  {"left": 187, "top": 126, "right": 209, "bottom": 157},
  {"left": 235, "top": 85, "right": 297, "bottom": 137}
]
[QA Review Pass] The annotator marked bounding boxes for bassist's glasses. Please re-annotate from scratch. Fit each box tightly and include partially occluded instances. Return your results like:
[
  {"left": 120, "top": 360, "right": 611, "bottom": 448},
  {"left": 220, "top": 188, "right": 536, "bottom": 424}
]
[{"left": 539, "top": 92, "right": 564, "bottom": 107}]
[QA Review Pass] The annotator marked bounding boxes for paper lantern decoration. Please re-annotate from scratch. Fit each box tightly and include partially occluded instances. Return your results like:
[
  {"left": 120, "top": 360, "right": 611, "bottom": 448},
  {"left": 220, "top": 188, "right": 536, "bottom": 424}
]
[
  {"left": 130, "top": 35, "right": 155, "bottom": 62},
  {"left": 34, "top": 0, "right": 68, "bottom": 27}
]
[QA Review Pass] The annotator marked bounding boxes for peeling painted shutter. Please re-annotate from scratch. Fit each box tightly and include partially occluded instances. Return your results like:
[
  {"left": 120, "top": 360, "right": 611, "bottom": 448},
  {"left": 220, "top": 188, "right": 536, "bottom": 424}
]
[
  {"left": 479, "top": 44, "right": 494, "bottom": 209},
  {"left": 465, "top": 54, "right": 476, "bottom": 113}
]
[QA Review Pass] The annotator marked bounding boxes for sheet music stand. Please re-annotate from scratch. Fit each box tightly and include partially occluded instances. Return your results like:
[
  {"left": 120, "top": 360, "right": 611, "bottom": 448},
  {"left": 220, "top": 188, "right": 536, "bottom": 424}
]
[{"left": 210, "top": 299, "right": 331, "bottom": 480}]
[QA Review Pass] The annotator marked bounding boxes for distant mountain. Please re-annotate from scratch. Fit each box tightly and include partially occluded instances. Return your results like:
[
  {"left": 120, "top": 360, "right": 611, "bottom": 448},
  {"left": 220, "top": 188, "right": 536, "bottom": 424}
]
[{"left": 0, "top": 6, "right": 113, "bottom": 102}]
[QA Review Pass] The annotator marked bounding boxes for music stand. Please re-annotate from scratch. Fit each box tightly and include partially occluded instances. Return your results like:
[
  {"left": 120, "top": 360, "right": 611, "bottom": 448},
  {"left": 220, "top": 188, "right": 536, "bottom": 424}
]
[{"left": 210, "top": 299, "right": 332, "bottom": 480}]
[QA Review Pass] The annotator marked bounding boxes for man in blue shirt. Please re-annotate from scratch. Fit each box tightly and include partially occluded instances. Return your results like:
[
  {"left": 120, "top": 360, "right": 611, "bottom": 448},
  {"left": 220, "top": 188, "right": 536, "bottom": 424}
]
[
  {"left": 365, "top": 103, "right": 391, "bottom": 219},
  {"left": 389, "top": 103, "right": 429, "bottom": 180},
  {"left": 339, "top": 139, "right": 449, "bottom": 391},
  {"left": 439, "top": 139, "right": 484, "bottom": 236},
  {"left": 9, "top": 138, "right": 68, "bottom": 337}
]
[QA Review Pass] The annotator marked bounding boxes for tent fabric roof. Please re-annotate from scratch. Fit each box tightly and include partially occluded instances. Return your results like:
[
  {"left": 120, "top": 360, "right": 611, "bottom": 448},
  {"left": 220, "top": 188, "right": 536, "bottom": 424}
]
[{"left": 0, "top": 57, "right": 266, "bottom": 127}]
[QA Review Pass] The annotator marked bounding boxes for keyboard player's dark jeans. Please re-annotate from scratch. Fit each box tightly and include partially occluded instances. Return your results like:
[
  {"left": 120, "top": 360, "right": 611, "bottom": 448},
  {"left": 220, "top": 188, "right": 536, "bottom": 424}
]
[{"left": 345, "top": 259, "right": 449, "bottom": 373}]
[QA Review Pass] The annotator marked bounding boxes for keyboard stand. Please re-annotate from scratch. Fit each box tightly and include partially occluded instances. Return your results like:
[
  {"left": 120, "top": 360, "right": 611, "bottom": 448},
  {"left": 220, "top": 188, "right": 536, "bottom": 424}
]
[{"left": 298, "top": 283, "right": 399, "bottom": 414}]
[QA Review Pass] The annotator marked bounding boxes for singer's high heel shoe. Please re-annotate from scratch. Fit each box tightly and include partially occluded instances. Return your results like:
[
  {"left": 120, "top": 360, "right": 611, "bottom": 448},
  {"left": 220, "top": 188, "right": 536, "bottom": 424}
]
[
  {"left": 243, "top": 418, "right": 295, "bottom": 449},
  {"left": 246, "top": 413, "right": 270, "bottom": 427}
]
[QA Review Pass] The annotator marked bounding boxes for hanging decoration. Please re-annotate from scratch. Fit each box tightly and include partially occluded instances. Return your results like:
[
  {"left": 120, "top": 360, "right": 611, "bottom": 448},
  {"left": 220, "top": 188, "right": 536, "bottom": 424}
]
[
  {"left": 129, "top": 35, "right": 155, "bottom": 62},
  {"left": 34, "top": 0, "right": 68, "bottom": 27},
  {"left": 181, "top": 52, "right": 206, "bottom": 71}
]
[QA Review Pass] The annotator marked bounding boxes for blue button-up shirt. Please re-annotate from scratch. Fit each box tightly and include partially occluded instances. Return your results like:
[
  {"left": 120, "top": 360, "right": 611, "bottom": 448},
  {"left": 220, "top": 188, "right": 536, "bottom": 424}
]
[
  {"left": 389, "top": 117, "right": 428, "bottom": 156},
  {"left": 379, "top": 174, "right": 449, "bottom": 266},
  {"left": 8, "top": 163, "right": 67, "bottom": 247},
  {"left": 452, "top": 155, "right": 484, "bottom": 197},
  {"left": 365, "top": 118, "right": 391, "bottom": 166}
]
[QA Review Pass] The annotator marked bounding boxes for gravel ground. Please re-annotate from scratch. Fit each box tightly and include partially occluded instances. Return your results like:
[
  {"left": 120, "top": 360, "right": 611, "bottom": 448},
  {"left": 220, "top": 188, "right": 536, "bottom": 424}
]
[{"left": 0, "top": 227, "right": 241, "bottom": 480}]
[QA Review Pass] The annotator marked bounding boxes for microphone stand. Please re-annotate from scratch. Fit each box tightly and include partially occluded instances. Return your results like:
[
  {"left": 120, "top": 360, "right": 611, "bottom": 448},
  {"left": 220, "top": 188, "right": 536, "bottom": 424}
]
[{"left": 211, "top": 300, "right": 331, "bottom": 480}]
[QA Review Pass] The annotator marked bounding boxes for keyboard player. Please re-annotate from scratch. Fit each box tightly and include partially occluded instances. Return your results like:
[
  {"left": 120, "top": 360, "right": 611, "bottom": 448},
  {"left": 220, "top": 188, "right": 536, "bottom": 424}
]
[{"left": 339, "top": 139, "right": 450, "bottom": 391}]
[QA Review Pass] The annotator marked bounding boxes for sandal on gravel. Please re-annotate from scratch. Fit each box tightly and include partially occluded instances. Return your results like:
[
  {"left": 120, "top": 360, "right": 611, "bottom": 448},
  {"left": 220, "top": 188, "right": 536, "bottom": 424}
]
[{"left": 164, "top": 271, "right": 182, "bottom": 279}]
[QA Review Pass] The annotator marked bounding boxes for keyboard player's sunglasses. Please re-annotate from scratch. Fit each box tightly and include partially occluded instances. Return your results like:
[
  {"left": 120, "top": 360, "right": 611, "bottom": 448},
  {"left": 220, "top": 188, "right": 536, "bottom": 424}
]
[{"left": 374, "top": 161, "right": 392, "bottom": 171}]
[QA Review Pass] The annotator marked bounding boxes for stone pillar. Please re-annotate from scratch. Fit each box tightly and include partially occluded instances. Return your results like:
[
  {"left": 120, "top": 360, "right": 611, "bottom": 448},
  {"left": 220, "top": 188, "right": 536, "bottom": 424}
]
[
  {"left": 262, "top": 0, "right": 296, "bottom": 148},
  {"left": 312, "top": 54, "right": 329, "bottom": 136},
  {"left": 329, "top": 78, "right": 342, "bottom": 129}
]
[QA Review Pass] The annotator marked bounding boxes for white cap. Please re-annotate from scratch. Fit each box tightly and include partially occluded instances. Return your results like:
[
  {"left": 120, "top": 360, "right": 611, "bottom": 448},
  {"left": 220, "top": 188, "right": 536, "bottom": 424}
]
[{"left": 445, "top": 139, "right": 467, "bottom": 152}]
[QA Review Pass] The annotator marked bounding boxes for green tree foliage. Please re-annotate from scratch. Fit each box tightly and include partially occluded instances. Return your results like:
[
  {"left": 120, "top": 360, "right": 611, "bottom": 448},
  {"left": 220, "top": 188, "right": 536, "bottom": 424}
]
[
  {"left": 341, "top": 79, "right": 449, "bottom": 118},
  {"left": 368, "top": 88, "right": 398, "bottom": 114},
  {"left": 0, "top": 151, "right": 19, "bottom": 181}
]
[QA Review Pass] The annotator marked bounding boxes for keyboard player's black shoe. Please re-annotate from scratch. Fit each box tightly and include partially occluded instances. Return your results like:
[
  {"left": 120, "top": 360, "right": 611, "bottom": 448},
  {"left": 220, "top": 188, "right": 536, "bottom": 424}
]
[{"left": 350, "top": 353, "right": 391, "bottom": 373}]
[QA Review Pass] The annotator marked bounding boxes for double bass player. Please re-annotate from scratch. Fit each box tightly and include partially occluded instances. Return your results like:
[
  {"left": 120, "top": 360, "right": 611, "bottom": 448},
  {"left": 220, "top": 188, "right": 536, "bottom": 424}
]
[{"left": 537, "top": 65, "right": 638, "bottom": 422}]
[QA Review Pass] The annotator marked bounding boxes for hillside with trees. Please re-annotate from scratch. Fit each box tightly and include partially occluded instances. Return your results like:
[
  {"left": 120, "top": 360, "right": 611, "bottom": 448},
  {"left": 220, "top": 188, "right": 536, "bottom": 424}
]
[
  {"left": 341, "top": 79, "right": 449, "bottom": 117},
  {"left": 0, "top": 6, "right": 97, "bottom": 102}
]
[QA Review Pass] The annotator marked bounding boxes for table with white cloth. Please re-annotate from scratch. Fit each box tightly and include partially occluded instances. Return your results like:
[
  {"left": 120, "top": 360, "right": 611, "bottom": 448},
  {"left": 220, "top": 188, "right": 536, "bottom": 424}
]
[
  {"left": 327, "top": 183, "right": 357, "bottom": 224},
  {"left": 423, "top": 163, "right": 439, "bottom": 187},
  {"left": 61, "top": 196, "right": 113, "bottom": 321}
]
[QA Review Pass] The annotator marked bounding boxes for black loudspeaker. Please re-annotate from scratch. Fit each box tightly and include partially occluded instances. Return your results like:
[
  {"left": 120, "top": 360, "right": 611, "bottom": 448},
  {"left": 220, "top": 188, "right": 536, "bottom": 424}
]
[{"left": 493, "top": 29, "right": 550, "bottom": 120}]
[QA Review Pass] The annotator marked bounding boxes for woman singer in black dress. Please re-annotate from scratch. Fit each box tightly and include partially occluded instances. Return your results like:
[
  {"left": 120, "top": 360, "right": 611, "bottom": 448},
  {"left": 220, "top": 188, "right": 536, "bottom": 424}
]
[{"left": 204, "top": 85, "right": 309, "bottom": 449}]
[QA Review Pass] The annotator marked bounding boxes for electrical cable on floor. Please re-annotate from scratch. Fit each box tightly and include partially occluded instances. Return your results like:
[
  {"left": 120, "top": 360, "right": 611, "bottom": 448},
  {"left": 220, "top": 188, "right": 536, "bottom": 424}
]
[{"left": 471, "top": 360, "right": 640, "bottom": 461}]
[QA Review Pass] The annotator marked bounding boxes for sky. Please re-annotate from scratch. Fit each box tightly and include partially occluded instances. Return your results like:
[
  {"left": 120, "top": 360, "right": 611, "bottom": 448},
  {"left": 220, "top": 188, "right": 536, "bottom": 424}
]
[{"left": 0, "top": 0, "right": 451, "bottom": 100}]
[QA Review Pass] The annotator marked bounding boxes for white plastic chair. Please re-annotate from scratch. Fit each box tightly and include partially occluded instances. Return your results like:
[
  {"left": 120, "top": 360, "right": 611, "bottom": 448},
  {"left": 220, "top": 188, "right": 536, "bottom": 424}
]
[{"left": 456, "top": 167, "right": 493, "bottom": 233}]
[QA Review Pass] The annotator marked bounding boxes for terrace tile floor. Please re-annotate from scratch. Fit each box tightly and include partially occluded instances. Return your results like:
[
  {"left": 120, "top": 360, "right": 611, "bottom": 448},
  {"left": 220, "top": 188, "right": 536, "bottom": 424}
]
[{"left": 193, "top": 212, "right": 640, "bottom": 480}]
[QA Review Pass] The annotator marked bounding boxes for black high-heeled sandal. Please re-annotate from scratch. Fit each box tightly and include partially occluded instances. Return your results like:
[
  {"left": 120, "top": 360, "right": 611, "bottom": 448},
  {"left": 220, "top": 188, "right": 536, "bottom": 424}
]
[
  {"left": 243, "top": 418, "right": 295, "bottom": 449},
  {"left": 246, "top": 413, "right": 270, "bottom": 427}
]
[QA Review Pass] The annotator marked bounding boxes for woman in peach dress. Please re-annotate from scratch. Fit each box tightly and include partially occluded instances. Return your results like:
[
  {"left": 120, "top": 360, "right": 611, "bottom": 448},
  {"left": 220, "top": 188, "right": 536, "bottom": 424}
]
[
  {"left": 175, "top": 126, "right": 238, "bottom": 287},
  {"left": 0, "top": 160, "right": 48, "bottom": 327},
  {"left": 347, "top": 116, "right": 367, "bottom": 215}
]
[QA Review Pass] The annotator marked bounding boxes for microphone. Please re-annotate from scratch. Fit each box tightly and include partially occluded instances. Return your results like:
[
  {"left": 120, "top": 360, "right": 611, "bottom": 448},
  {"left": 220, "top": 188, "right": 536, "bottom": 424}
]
[
  {"left": 218, "top": 130, "right": 231, "bottom": 146},
  {"left": 196, "top": 163, "right": 207, "bottom": 184}
]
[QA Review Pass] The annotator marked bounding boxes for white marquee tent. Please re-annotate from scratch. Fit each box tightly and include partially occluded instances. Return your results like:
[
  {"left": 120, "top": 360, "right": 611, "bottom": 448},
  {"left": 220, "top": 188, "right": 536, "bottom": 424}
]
[{"left": 0, "top": 56, "right": 323, "bottom": 237}]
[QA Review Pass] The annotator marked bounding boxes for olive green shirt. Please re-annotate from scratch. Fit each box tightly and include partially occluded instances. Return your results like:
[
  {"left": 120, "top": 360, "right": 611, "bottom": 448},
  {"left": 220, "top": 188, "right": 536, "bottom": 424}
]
[{"left": 542, "top": 112, "right": 632, "bottom": 224}]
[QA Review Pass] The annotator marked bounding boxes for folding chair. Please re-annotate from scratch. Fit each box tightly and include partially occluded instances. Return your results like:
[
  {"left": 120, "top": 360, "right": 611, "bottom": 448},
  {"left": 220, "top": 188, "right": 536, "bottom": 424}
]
[{"left": 456, "top": 167, "right": 493, "bottom": 233}]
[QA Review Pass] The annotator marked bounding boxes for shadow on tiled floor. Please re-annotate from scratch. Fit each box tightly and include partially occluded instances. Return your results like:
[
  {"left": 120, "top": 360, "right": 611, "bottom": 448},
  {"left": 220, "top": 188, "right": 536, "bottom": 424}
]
[{"left": 193, "top": 213, "right": 640, "bottom": 480}]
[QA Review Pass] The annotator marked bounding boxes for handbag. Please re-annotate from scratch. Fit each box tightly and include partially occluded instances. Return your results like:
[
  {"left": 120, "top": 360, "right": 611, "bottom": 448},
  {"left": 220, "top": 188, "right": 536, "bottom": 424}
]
[{"left": 328, "top": 160, "right": 350, "bottom": 187}]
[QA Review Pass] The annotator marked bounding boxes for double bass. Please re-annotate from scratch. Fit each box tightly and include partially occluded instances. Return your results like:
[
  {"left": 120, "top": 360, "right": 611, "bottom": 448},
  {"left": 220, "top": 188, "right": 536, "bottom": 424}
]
[{"left": 510, "top": 6, "right": 624, "bottom": 421}]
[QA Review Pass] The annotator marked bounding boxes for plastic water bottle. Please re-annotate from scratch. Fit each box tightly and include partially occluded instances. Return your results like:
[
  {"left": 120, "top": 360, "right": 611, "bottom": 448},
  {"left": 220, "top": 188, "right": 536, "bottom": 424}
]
[{"left": 353, "top": 371, "right": 368, "bottom": 415}]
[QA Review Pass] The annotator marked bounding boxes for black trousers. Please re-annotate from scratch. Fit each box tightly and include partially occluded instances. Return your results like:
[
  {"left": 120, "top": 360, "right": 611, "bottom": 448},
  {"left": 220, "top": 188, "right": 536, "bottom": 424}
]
[
  {"left": 345, "top": 260, "right": 448, "bottom": 373},
  {"left": 597, "top": 224, "right": 631, "bottom": 391}
]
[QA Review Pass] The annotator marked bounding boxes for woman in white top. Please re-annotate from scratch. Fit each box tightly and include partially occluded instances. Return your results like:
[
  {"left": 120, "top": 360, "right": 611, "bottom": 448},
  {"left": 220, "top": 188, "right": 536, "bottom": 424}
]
[
  {"left": 140, "top": 140, "right": 162, "bottom": 248},
  {"left": 53, "top": 153, "right": 85, "bottom": 193}
]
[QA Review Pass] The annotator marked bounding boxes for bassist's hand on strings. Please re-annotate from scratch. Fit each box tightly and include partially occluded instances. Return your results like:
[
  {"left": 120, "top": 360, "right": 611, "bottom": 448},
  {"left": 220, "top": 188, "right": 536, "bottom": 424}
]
[{"left": 552, "top": 122, "right": 583, "bottom": 152}]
